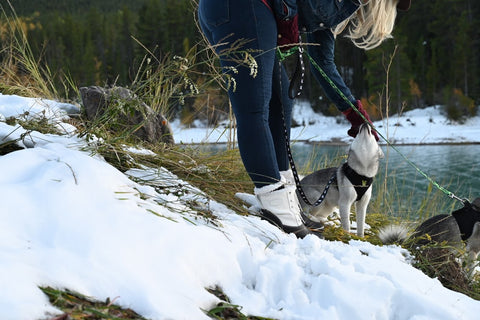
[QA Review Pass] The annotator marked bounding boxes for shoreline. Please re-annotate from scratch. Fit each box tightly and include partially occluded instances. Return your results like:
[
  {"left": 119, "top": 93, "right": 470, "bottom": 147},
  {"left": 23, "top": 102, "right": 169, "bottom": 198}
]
[{"left": 176, "top": 140, "right": 480, "bottom": 147}]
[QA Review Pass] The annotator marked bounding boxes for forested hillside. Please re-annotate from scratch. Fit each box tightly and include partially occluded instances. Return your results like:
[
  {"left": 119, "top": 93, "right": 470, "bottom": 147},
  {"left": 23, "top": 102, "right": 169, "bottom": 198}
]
[
  {"left": 3, "top": 0, "right": 144, "bottom": 15},
  {"left": 1, "top": 0, "right": 479, "bottom": 123}
]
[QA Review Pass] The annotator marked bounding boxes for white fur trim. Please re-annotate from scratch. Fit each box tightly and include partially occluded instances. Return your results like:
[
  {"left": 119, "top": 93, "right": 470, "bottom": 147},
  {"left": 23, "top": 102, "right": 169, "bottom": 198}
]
[
  {"left": 279, "top": 169, "right": 294, "bottom": 185},
  {"left": 255, "top": 181, "right": 303, "bottom": 227},
  {"left": 254, "top": 176, "right": 286, "bottom": 195}
]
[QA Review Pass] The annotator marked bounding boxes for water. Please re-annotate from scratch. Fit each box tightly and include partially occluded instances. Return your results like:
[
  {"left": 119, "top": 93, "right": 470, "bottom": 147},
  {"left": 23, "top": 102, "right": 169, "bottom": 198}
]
[
  {"left": 197, "top": 143, "right": 480, "bottom": 218},
  {"left": 290, "top": 143, "right": 480, "bottom": 217}
]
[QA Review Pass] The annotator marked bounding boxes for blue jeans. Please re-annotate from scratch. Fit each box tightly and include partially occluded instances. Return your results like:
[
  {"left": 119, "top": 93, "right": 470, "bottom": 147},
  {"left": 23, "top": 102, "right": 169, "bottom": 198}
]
[{"left": 198, "top": 0, "right": 293, "bottom": 188}]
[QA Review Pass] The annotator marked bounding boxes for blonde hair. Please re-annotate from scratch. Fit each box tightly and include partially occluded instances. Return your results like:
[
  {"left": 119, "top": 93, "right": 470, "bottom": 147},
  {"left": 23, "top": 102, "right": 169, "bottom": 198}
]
[{"left": 333, "top": 0, "right": 399, "bottom": 50}]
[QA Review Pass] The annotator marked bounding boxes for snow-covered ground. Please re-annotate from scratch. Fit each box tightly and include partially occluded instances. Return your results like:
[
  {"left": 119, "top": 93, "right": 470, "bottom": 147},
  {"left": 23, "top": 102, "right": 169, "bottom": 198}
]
[{"left": 1, "top": 93, "right": 480, "bottom": 320}]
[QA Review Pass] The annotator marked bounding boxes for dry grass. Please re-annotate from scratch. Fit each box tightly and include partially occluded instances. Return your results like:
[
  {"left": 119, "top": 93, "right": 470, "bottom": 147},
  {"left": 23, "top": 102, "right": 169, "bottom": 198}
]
[
  {"left": 409, "top": 245, "right": 480, "bottom": 299},
  {"left": 41, "top": 287, "right": 147, "bottom": 320},
  {"left": 0, "top": 1, "right": 74, "bottom": 99}
]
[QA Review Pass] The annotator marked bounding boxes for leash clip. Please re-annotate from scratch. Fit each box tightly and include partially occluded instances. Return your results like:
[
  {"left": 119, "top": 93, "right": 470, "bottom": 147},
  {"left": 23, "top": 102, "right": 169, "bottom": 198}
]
[{"left": 448, "top": 192, "right": 469, "bottom": 205}]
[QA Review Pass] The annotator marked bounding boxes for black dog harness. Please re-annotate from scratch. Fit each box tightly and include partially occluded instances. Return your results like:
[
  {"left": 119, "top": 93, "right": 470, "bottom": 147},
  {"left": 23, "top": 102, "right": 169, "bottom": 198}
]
[
  {"left": 452, "top": 201, "right": 480, "bottom": 240},
  {"left": 342, "top": 163, "right": 373, "bottom": 201}
]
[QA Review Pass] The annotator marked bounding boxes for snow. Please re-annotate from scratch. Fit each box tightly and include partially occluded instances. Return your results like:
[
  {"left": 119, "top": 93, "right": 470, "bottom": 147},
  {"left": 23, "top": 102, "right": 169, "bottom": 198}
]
[
  {"left": 173, "top": 100, "right": 480, "bottom": 145},
  {"left": 1, "top": 93, "right": 480, "bottom": 320}
]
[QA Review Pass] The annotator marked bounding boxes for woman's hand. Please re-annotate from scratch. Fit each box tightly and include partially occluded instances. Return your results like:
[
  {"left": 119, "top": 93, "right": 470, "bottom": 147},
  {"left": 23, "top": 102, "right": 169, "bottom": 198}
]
[{"left": 342, "top": 100, "right": 379, "bottom": 141}]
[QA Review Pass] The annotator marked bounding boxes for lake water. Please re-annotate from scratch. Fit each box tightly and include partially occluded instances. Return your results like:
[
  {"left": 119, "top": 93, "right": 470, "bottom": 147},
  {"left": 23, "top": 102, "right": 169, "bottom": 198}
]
[
  {"left": 198, "top": 143, "right": 480, "bottom": 219},
  {"left": 291, "top": 143, "right": 480, "bottom": 218}
]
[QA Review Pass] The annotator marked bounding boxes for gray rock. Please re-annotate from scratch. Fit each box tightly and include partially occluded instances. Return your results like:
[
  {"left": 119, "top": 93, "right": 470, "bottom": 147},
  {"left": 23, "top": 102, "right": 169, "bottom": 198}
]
[{"left": 79, "top": 86, "right": 174, "bottom": 145}]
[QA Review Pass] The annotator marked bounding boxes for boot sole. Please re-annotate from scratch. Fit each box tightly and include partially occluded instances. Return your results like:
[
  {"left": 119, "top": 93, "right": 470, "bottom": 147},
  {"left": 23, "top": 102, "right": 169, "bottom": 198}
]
[
  {"left": 260, "top": 209, "right": 321, "bottom": 239},
  {"left": 301, "top": 212, "right": 325, "bottom": 234}
]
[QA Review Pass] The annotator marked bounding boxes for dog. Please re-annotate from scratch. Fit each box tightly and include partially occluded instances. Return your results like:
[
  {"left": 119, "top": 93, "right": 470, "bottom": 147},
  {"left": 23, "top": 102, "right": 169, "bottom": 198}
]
[
  {"left": 297, "top": 123, "right": 384, "bottom": 237},
  {"left": 379, "top": 198, "right": 480, "bottom": 275}
]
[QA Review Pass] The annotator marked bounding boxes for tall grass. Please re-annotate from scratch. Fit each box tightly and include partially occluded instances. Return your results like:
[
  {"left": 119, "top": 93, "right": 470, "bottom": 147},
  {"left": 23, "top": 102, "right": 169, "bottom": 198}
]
[{"left": 0, "top": 0, "right": 74, "bottom": 99}]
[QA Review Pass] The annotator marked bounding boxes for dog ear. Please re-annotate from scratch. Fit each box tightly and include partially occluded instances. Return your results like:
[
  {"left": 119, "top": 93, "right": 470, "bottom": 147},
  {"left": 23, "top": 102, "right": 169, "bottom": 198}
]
[{"left": 471, "top": 197, "right": 480, "bottom": 211}]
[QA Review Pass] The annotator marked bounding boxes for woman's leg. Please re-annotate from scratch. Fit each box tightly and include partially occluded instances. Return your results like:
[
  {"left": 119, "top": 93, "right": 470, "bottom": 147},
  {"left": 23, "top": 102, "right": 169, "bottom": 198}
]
[
  {"left": 269, "top": 57, "right": 292, "bottom": 172},
  {"left": 198, "top": 0, "right": 319, "bottom": 238},
  {"left": 198, "top": 0, "right": 281, "bottom": 188}
]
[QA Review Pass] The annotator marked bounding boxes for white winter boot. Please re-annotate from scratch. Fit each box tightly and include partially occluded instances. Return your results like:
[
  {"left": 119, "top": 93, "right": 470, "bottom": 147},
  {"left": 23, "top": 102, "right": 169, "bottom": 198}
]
[
  {"left": 279, "top": 169, "right": 296, "bottom": 186},
  {"left": 255, "top": 178, "right": 311, "bottom": 238},
  {"left": 279, "top": 169, "right": 325, "bottom": 234}
]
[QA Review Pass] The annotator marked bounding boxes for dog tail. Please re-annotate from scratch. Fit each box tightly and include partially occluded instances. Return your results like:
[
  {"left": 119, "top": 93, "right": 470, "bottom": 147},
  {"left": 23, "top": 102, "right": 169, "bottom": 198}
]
[{"left": 378, "top": 224, "right": 409, "bottom": 245}]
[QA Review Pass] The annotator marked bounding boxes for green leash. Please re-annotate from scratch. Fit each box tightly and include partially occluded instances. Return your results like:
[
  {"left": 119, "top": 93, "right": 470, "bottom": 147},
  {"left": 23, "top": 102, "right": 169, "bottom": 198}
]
[{"left": 277, "top": 46, "right": 467, "bottom": 205}]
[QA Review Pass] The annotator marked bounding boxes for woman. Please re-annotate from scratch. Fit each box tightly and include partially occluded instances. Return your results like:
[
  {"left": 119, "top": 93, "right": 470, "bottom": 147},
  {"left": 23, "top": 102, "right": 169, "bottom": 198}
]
[
  {"left": 197, "top": 0, "right": 410, "bottom": 238},
  {"left": 297, "top": 0, "right": 410, "bottom": 139}
]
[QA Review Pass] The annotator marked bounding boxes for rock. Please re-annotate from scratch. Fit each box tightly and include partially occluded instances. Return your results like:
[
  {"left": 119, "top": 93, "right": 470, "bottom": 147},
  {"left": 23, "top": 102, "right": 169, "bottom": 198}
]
[{"left": 79, "top": 86, "right": 174, "bottom": 145}]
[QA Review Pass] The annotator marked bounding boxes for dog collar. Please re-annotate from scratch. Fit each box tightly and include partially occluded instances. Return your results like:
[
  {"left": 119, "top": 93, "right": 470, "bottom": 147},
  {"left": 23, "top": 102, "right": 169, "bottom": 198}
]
[{"left": 342, "top": 163, "right": 373, "bottom": 201}]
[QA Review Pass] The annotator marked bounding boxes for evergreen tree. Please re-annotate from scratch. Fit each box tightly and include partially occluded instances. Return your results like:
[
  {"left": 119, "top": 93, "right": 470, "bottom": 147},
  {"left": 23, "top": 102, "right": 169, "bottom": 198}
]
[
  {"left": 4, "top": 0, "right": 478, "bottom": 109},
  {"left": 136, "top": 0, "right": 165, "bottom": 57}
]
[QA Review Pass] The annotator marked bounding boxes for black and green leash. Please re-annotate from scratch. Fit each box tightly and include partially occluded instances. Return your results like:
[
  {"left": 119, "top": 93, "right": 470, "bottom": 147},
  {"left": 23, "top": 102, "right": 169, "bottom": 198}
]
[
  {"left": 276, "top": 44, "right": 469, "bottom": 206},
  {"left": 277, "top": 45, "right": 337, "bottom": 207}
]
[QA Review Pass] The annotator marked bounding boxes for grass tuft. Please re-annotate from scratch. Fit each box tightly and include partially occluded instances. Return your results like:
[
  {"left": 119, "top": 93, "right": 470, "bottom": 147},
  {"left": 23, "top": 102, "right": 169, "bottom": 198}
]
[
  {"left": 409, "top": 245, "right": 480, "bottom": 299},
  {"left": 205, "top": 286, "right": 276, "bottom": 320},
  {"left": 40, "top": 286, "right": 147, "bottom": 320}
]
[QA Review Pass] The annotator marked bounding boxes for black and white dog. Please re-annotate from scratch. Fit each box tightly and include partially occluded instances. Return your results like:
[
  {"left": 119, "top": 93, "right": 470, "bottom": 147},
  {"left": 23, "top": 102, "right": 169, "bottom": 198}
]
[
  {"left": 297, "top": 123, "right": 384, "bottom": 237},
  {"left": 379, "top": 198, "right": 480, "bottom": 273}
]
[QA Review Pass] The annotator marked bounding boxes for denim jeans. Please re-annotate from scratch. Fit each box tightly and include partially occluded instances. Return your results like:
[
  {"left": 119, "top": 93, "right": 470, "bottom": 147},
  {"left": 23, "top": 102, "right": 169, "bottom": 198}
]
[
  {"left": 306, "top": 29, "right": 356, "bottom": 111},
  {"left": 198, "top": 0, "right": 293, "bottom": 188}
]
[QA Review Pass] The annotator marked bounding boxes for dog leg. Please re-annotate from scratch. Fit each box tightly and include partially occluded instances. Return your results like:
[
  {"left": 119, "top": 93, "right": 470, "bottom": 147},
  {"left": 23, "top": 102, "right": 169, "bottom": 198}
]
[
  {"left": 465, "top": 222, "right": 480, "bottom": 277},
  {"left": 339, "top": 202, "right": 351, "bottom": 233},
  {"left": 355, "top": 190, "right": 371, "bottom": 237},
  {"left": 355, "top": 202, "right": 367, "bottom": 237},
  {"left": 338, "top": 184, "right": 356, "bottom": 233}
]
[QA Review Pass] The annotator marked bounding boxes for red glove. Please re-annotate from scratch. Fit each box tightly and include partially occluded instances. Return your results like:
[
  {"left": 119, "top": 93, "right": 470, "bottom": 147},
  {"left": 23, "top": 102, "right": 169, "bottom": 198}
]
[{"left": 342, "top": 100, "right": 379, "bottom": 141}]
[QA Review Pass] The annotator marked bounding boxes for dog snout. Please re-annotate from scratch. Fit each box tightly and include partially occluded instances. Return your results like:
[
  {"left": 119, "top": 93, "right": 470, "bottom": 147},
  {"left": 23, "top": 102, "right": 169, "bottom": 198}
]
[{"left": 359, "top": 123, "right": 371, "bottom": 135}]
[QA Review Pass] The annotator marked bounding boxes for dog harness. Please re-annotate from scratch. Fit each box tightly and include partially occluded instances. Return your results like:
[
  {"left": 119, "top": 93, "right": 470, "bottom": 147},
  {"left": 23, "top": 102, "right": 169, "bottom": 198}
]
[
  {"left": 452, "top": 201, "right": 480, "bottom": 240},
  {"left": 342, "top": 163, "right": 373, "bottom": 201}
]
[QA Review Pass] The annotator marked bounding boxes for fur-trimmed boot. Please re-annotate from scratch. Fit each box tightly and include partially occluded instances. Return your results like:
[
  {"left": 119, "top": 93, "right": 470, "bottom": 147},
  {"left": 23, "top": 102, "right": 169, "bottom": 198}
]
[
  {"left": 255, "top": 178, "right": 311, "bottom": 238},
  {"left": 280, "top": 169, "right": 325, "bottom": 234}
]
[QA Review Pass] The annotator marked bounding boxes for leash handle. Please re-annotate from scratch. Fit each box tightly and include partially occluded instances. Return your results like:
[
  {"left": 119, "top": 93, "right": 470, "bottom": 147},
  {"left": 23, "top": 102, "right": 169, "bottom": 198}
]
[{"left": 288, "top": 47, "right": 305, "bottom": 99}]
